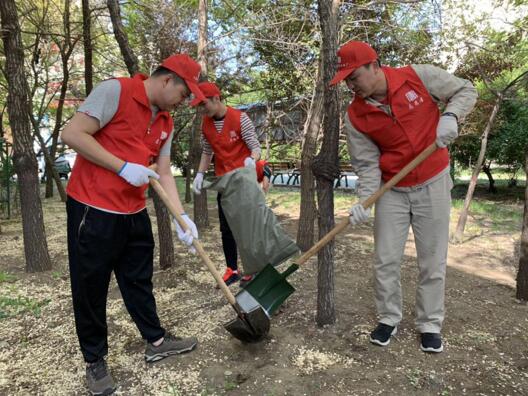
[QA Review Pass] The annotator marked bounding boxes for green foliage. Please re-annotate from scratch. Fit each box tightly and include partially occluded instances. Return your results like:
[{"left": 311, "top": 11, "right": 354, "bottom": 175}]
[
  {"left": 0, "top": 295, "right": 50, "bottom": 320},
  {"left": 0, "top": 271, "right": 16, "bottom": 284},
  {"left": 488, "top": 100, "right": 528, "bottom": 175}
]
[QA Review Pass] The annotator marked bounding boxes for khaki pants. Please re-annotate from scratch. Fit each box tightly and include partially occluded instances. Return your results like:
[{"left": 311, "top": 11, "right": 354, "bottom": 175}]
[{"left": 373, "top": 172, "right": 453, "bottom": 333}]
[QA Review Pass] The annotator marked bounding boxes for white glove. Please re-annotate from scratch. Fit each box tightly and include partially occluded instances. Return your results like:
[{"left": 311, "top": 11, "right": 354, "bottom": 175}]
[
  {"left": 192, "top": 172, "right": 204, "bottom": 195},
  {"left": 244, "top": 157, "right": 256, "bottom": 168},
  {"left": 349, "top": 203, "right": 371, "bottom": 225},
  {"left": 173, "top": 214, "right": 198, "bottom": 254},
  {"left": 436, "top": 115, "right": 458, "bottom": 148},
  {"left": 118, "top": 162, "right": 159, "bottom": 187}
]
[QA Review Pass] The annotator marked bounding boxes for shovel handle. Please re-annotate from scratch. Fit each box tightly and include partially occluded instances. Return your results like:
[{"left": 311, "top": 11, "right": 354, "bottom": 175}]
[
  {"left": 148, "top": 177, "right": 238, "bottom": 306},
  {"left": 296, "top": 142, "right": 438, "bottom": 266}
]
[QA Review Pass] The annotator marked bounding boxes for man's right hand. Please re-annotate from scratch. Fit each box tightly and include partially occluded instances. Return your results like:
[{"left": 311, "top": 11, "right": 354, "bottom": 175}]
[
  {"left": 118, "top": 162, "right": 159, "bottom": 187},
  {"left": 192, "top": 172, "right": 204, "bottom": 195}
]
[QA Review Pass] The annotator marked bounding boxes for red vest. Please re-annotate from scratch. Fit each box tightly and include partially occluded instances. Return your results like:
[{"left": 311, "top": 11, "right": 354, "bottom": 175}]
[
  {"left": 67, "top": 74, "right": 173, "bottom": 213},
  {"left": 202, "top": 107, "right": 251, "bottom": 176},
  {"left": 347, "top": 66, "right": 449, "bottom": 187}
]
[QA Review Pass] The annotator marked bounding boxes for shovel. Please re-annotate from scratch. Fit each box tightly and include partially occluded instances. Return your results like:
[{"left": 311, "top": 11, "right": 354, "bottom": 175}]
[
  {"left": 236, "top": 142, "right": 440, "bottom": 317},
  {"left": 149, "top": 177, "right": 270, "bottom": 343}
]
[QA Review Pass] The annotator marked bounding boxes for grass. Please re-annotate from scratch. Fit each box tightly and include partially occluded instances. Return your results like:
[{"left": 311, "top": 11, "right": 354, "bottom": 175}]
[
  {"left": 0, "top": 271, "right": 16, "bottom": 283},
  {"left": 0, "top": 294, "right": 50, "bottom": 320}
]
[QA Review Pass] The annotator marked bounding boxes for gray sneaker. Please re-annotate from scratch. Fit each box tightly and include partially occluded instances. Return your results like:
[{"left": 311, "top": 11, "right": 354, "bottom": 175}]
[
  {"left": 86, "top": 359, "right": 117, "bottom": 395},
  {"left": 145, "top": 332, "right": 198, "bottom": 363}
]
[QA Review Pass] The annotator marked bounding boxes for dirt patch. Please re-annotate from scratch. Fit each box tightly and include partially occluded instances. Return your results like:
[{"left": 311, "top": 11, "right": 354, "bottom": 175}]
[{"left": 1, "top": 191, "right": 527, "bottom": 395}]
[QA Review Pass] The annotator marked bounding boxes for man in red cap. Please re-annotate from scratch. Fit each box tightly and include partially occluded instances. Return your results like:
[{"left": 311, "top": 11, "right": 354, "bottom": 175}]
[
  {"left": 331, "top": 41, "right": 477, "bottom": 353},
  {"left": 61, "top": 54, "right": 205, "bottom": 395},
  {"left": 190, "top": 82, "right": 262, "bottom": 287}
]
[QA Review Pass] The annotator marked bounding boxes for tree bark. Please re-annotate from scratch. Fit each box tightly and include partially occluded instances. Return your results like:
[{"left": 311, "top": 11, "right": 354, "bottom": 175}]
[
  {"left": 45, "top": 0, "right": 73, "bottom": 199},
  {"left": 82, "top": 0, "right": 93, "bottom": 95},
  {"left": 482, "top": 161, "right": 496, "bottom": 193},
  {"left": 516, "top": 149, "right": 528, "bottom": 301},
  {"left": 297, "top": 61, "right": 324, "bottom": 251},
  {"left": 452, "top": 95, "right": 502, "bottom": 243},
  {"left": 106, "top": 0, "right": 139, "bottom": 75},
  {"left": 106, "top": 0, "right": 175, "bottom": 269},
  {"left": 313, "top": 0, "right": 341, "bottom": 326},
  {"left": 191, "top": 0, "right": 209, "bottom": 229},
  {"left": 0, "top": 0, "right": 52, "bottom": 272}
]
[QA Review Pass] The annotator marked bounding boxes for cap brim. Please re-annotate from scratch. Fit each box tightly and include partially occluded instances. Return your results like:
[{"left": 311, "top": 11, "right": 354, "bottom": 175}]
[
  {"left": 190, "top": 97, "right": 204, "bottom": 107},
  {"left": 185, "top": 80, "right": 206, "bottom": 107},
  {"left": 329, "top": 68, "right": 354, "bottom": 86}
]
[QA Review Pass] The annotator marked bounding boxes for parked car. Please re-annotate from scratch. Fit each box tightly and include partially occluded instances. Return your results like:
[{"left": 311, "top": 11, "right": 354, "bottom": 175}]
[{"left": 39, "top": 155, "right": 72, "bottom": 182}]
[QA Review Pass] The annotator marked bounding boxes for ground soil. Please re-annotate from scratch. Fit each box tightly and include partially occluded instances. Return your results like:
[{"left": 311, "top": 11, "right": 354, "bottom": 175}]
[{"left": 0, "top": 185, "right": 527, "bottom": 395}]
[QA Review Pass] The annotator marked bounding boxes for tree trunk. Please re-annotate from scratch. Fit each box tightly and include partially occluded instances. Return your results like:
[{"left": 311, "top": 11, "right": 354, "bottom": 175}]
[
  {"left": 107, "top": 0, "right": 174, "bottom": 269},
  {"left": 45, "top": 0, "right": 72, "bottom": 199},
  {"left": 0, "top": 0, "right": 52, "bottom": 272},
  {"left": 297, "top": 61, "right": 324, "bottom": 251},
  {"left": 482, "top": 161, "right": 497, "bottom": 193},
  {"left": 452, "top": 95, "right": 502, "bottom": 243},
  {"left": 516, "top": 149, "right": 528, "bottom": 301},
  {"left": 313, "top": 0, "right": 341, "bottom": 326},
  {"left": 82, "top": 0, "right": 93, "bottom": 95},
  {"left": 192, "top": 0, "right": 209, "bottom": 229},
  {"left": 106, "top": 0, "right": 139, "bottom": 75}
]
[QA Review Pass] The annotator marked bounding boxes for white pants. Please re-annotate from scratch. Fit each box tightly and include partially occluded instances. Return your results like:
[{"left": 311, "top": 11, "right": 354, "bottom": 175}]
[{"left": 373, "top": 172, "right": 453, "bottom": 333}]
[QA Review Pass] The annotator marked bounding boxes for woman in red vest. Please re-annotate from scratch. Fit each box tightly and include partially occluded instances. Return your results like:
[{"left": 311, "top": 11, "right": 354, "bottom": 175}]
[
  {"left": 330, "top": 41, "right": 477, "bottom": 353},
  {"left": 190, "top": 82, "right": 263, "bottom": 287},
  {"left": 61, "top": 54, "right": 205, "bottom": 395}
]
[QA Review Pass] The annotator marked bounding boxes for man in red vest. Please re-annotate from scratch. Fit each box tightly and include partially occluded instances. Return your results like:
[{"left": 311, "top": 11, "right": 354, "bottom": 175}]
[
  {"left": 61, "top": 54, "right": 205, "bottom": 395},
  {"left": 190, "top": 82, "right": 262, "bottom": 287},
  {"left": 331, "top": 41, "right": 477, "bottom": 353}
]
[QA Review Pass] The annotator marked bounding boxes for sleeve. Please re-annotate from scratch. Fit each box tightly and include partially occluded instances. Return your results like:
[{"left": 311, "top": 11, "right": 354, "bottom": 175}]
[
  {"left": 201, "top": 132, "right": 214, "bottom": 155},
  {"left": 240, "top": 113, "right": 261, "bottom": 154},
  {"left": 411, "top": 64, "right": 478, "bottom": 122},
  {"left": 345, "top": 115, "right": 382, "bottom": 200},
  {"left": 158, "top": 130, "right": 174, "bottom": 157},
  {"left": 77, "top": 79, "right": 121, "bottom": 127}
]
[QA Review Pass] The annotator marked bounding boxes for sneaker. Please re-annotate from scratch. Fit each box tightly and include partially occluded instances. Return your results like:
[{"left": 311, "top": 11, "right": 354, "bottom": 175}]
[
  {"left": 369, "top": 323, "right": 397, "bottom": 346},
  {"left": 239, "top": 274, "right": 254, "bottom": 288},
  {"left": 222, "top": 267, "right": 240, "bottom": 286},
  {"left": 86, "top": 359, "right": 116, "bottom": 396},
  {"left": 420, "top": 333, "right": 443, "bottom": 353},
  {"left": 145, "top": 332, "right": 198, "bottom": 363}
]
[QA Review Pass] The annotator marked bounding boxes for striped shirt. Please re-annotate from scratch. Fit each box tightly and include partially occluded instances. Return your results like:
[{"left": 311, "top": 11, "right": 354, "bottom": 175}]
[{"left": 201, "top": 112, "right": 261, "bottom": 155}]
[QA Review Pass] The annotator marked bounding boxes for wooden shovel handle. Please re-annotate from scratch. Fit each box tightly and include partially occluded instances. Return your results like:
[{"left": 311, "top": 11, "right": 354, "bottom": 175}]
[
  {"left": 296, "top": 143, "right": 438, "bottom": 266},
  {"left": 148, "top": 176, "right": 238, "bottom": 306}
]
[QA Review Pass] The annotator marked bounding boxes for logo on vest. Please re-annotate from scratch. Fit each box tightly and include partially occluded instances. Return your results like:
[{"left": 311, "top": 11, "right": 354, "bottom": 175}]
[
  {"left": 229, "top": 130, "right": 239, "bottom": 142},
  {"left": 161, "top": 131, "right": 168, "bottom": 140},
  {"left": 405, "top": 89, "right": 424, "bottom": 110}
]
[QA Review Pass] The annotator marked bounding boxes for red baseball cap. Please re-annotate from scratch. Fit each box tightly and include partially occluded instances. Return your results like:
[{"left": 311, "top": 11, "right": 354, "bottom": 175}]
[
  {"left": 190, "top": 82, "right": 221, "bottom": 106},
  {"left": 160, "top": 54, "right": 206, "bottom": 104},
  {"left": 329, "top": 41, "right": 378, "bottom": 86}
]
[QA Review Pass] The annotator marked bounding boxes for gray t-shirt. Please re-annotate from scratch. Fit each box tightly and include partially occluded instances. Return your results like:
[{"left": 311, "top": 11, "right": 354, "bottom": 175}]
[{"left": 77, "top": 79, "right": 174, "bottom": 156}]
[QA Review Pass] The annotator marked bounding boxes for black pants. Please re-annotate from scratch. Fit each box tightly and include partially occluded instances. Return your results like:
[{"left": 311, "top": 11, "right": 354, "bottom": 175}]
[
  {"left": 217, "top": 193, "right": 238, "bottom": 271},
  {"left": 66, "top": 197, "right": 164, "bottom": 363}
]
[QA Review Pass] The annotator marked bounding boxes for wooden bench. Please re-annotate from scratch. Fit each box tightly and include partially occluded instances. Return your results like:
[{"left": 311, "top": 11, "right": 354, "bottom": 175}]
[
  {"left": 268, "top": 161, "right": 296, "bottom": 185},
  {"left": 335, "top": 162, "right": 356, "bottom": 188}
]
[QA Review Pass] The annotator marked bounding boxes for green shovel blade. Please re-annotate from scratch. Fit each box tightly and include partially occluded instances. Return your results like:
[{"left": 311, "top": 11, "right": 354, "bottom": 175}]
[{"left": 239, "top": 263, "right": 299, "bottom": 315}]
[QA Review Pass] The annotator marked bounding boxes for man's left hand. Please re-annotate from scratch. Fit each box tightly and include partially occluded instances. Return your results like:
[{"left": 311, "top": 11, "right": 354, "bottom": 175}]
[
  {"left": 173, "top": 214, "right": 198, "bottom": 254},
  {"left": 244, "top": 157, "right": 256, "bottom": 168},
  {"left": 436, "top": 115, "right": 458, "bottom": 148}
]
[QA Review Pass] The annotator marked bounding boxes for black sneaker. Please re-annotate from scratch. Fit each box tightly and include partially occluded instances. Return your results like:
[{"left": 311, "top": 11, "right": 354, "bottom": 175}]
[
  {"left": 369, "top": 323, "right": 397, "bottom": 346},
  {"left": 86, "top": 359, "right": 116, "bottom": 396},
  {"left": 145, "top": 332, "right": 198, "bottom": 363},
  {"left": 420, "top": 333, "right": 443, "bottom": 353}
]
